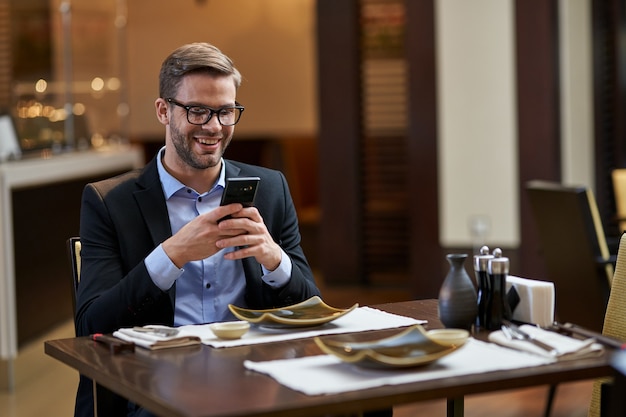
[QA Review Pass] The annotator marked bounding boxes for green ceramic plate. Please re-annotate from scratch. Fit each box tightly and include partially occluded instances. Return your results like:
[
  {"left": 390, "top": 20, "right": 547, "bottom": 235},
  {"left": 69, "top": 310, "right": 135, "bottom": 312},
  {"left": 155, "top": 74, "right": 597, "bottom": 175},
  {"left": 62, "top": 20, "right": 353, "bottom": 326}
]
[
  {"left": 314, "top": 324, "right": 468, "bottom": 368},
  {"left": 228, "top": 296, "right": 358, "bottom": 327}
]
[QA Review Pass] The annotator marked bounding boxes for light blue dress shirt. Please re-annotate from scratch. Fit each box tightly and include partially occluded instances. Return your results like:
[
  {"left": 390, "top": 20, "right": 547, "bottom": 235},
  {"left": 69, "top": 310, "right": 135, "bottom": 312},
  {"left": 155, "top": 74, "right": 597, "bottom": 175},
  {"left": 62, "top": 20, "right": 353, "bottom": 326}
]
[{"left": 144, "top": 147, "right": 291, "bottom": 325}]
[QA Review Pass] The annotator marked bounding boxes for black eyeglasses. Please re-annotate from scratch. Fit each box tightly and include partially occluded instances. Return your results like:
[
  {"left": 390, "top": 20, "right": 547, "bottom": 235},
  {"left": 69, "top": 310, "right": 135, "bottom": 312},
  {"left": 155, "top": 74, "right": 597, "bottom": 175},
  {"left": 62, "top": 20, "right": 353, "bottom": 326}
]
[{"left": 166, "top": 98, "right": 244, "bottom": 126}]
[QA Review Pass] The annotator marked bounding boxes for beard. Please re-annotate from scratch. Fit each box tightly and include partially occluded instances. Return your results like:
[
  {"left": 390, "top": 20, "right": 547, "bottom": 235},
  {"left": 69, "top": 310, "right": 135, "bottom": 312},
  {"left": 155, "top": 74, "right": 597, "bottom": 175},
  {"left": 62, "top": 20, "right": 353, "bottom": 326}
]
[{"left": 169, "top": 121, "right": 232, "bottom": 170}]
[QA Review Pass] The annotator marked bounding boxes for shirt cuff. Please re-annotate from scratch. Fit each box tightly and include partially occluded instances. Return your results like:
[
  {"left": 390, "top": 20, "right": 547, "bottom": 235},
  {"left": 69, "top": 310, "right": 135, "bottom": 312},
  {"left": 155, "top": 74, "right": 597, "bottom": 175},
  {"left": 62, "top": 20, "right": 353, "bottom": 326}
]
[
  {"left": 145, "top": 244, "right": 184, "bottom": 291},
  {"left": 261, "top": 248, "right": 292, "bottom": 288}
]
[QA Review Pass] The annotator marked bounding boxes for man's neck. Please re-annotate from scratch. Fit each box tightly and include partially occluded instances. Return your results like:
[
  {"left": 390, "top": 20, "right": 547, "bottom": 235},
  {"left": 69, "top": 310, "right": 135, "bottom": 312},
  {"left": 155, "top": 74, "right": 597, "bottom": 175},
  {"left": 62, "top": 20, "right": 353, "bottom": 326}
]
[{"left": 161, "top": 153, "right": 221, "bottom": 194}]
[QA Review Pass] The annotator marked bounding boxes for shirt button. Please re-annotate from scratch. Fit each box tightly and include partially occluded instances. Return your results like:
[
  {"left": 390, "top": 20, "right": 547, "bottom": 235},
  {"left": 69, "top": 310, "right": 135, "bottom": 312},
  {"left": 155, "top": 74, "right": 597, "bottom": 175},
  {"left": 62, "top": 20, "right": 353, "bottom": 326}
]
[
  {"left": 198, "top": 197, "right": 203, "bottom": 202},
  {"left": 205, "top": 283, "right": 211, "bottom": 289}
]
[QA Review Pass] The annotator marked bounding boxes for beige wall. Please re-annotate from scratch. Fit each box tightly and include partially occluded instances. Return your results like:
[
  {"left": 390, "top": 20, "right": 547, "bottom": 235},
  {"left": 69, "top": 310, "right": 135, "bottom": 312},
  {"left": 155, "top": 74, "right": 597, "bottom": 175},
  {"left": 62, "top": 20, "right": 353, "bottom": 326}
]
[
  {"left": 559, "top": 0, "right": 594, "bottom": 189},
  {"left": 435, "top": 0, "right": 519, "bottom": 248},
  {"left": 435, "top": 0, "right": 593, "bottom": 248},
  {"left": 125, "top": 0, "right": 318, "bottom": 139}
]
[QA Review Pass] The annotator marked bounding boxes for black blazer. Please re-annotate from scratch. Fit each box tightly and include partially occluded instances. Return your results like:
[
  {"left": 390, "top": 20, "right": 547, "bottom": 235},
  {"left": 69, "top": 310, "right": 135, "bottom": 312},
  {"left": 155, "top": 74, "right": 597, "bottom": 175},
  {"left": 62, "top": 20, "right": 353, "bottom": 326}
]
[
  {"left": 74, "top": 154, "right": 320, "bottom": 416},
  {"left": 76, "top": 155, "right": 320, "bottom": 336}
]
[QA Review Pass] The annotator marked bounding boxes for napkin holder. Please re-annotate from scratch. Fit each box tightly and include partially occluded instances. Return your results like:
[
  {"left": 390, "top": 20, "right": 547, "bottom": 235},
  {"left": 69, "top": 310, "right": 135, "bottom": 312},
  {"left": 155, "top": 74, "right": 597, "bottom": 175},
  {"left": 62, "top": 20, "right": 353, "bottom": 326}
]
[{"left": 505, "top": 275, "right": 555, "bottom": 327}]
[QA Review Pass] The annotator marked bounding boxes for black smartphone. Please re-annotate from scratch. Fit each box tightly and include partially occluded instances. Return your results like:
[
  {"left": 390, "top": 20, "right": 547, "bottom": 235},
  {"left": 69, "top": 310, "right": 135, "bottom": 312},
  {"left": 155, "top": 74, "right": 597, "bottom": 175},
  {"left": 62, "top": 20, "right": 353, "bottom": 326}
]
[{"left": 220, "top": 177, "right": 260, "bottom": 207}]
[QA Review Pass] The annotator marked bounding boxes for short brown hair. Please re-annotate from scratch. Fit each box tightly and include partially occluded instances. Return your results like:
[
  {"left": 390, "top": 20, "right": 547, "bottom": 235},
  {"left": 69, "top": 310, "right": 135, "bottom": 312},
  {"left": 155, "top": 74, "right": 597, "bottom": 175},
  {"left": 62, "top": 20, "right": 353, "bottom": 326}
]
[{"left": 159, "top": 42, "right": 242, "bottom": 99}]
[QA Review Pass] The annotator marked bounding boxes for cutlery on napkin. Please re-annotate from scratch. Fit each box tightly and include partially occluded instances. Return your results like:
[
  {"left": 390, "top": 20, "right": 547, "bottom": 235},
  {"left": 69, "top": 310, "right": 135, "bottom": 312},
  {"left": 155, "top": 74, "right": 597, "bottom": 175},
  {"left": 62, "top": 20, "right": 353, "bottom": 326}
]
[
  {"left": 501, "top": 321, "right": 559, "bottom": 356},
  {"left": 489, "top": 323, "right": 603, "bottom": 360}
]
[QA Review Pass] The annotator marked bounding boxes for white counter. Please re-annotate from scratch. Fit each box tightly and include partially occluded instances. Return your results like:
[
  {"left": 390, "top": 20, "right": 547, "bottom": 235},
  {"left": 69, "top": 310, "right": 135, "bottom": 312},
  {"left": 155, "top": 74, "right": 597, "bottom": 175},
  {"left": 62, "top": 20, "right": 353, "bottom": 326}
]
[{"left": 0, "top": 146, "right": 144, "bottom": 388}]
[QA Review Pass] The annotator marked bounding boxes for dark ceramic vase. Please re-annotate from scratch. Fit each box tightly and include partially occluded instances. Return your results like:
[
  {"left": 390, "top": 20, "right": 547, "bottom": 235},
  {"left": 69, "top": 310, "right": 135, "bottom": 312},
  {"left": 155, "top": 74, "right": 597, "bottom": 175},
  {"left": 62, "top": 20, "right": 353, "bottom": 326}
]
[{"left": 438, "top": 254, "right": 478, "bottom": 330}]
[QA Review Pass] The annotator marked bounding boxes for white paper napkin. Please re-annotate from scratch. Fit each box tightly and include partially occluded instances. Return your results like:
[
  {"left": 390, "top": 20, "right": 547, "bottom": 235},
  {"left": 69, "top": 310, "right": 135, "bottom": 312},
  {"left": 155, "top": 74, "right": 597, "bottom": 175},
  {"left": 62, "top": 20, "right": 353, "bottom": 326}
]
[
  {"left": 243, "top": 338, "right": 553, "bottom": 396},
  {"left": 506, "top": 275, "right": 555, "bottom": 327},
  {"left": 488, "top": 324, "right": 604, "bottom": 360},
  {"left": 113, "top": 327, "right": 201, "bottom": 350},
  {"left": 114, "top": 307, "right": 425, "bottom": 349}
]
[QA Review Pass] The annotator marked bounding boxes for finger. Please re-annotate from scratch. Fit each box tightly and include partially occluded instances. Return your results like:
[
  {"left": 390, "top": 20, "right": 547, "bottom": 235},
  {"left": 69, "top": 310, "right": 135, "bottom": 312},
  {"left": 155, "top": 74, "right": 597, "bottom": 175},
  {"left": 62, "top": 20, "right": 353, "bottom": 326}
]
[
  {"left": 212, "top": 203, "right": 243, "bottom": 223},
  {"left": 216, "top": 233, "right": 254, "bottom": 249},
  {"left": 223, "top": 247, "right": 254, "bottom": 260},
  {"left": 229, "top": 206, "right": 260, "bottom": 221}
]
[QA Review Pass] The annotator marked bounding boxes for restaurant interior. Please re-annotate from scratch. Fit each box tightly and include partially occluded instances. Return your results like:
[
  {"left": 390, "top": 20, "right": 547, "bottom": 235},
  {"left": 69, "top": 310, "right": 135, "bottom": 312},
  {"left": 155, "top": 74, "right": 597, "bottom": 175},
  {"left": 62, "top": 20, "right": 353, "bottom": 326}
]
[{"left": 1, "top": 0, "right": 625, "bottom": 416}]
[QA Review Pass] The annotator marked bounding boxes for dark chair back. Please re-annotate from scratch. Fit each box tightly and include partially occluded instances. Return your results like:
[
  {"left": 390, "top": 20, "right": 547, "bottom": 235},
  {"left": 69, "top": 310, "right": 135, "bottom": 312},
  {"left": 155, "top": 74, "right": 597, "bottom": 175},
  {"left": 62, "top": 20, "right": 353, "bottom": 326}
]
[
  {"left": 66, "top": 237, "right": 81, "bottom": 322},
  {"left": 526, "top": 180, "right": 613, "bottom": 332},
  {"left": 66, "top": 236, "right": 126, "bottom": 415}
]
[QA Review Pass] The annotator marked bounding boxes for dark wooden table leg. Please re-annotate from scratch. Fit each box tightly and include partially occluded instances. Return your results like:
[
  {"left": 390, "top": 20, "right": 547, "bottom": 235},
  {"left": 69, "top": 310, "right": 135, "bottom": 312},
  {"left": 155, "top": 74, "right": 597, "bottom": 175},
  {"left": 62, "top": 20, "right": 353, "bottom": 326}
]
[{"left": 447, "top": 397, "right": 464, "bottom": 417}]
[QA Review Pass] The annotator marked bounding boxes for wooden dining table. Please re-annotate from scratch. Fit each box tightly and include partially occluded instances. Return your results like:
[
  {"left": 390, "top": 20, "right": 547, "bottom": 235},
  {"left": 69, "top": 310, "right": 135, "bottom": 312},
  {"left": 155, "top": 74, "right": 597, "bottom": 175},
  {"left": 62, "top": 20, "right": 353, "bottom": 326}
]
[{"left": 44, "top": 299, "right": 613, "bottom": 417}]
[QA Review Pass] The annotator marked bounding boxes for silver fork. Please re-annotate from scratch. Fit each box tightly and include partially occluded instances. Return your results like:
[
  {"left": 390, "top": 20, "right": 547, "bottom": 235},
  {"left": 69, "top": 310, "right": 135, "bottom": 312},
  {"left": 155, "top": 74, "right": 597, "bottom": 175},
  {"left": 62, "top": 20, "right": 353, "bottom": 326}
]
[{"left": 501, "top": 322, "right": 559, "bottom": 356}]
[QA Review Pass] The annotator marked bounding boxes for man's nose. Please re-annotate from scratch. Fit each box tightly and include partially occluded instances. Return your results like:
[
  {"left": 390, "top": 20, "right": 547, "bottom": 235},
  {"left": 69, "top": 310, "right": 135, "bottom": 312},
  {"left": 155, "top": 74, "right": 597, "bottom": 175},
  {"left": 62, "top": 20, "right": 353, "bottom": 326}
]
[{"left": 201, "top": 115, "right": 221, "bottom": 130}]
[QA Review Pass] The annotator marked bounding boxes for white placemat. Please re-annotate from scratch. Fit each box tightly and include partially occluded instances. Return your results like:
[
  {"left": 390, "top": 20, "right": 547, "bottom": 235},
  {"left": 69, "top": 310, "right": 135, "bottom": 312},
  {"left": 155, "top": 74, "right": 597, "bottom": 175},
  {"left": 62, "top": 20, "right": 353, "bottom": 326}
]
[
  {"left": 115, "top": 307, "right": 425, "bottom": 349},
  {"left": 190, "top": 306, "right": 425, "bottom": 348},
  {"left": 243, "top": 338, "right": 553, "bottom": 395}
]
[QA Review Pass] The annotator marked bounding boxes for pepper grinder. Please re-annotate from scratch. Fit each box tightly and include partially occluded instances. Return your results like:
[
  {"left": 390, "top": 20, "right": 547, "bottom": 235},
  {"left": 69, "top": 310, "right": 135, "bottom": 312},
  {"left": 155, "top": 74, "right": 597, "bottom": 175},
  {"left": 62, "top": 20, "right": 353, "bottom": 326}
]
[
  {"left": 473, "top": 245, "right": 493, "bottom": 330},
  {"left": 485, "top": 248, "right": 512, "bottom": 330}
]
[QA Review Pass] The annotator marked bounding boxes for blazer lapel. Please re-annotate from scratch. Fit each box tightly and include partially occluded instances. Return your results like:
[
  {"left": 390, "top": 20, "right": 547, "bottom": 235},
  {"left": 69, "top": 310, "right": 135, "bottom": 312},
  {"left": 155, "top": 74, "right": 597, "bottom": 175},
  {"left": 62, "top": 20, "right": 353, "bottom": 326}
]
[
  {"left": 224, "top": 160, "right": 242, "bottom": 178},
  {"left": 134, "top": 157, "right": 172, "bottom": 246}
]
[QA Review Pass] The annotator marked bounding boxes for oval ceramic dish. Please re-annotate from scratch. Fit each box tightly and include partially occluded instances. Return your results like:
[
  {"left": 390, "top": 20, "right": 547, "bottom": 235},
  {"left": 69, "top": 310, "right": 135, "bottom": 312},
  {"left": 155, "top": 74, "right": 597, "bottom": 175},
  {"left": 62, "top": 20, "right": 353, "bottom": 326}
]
[
  {"left": 228, "top": 296, "right": 358, "bottom": 327},
  {"left": 209, "top": 321, "right": 250, "bottom": 340},
  {"left": 314, "top": 324, "right": 468, "bottom": 368},
  {"left": 426, "top": 328, "right": 470, "bottom": 347}
]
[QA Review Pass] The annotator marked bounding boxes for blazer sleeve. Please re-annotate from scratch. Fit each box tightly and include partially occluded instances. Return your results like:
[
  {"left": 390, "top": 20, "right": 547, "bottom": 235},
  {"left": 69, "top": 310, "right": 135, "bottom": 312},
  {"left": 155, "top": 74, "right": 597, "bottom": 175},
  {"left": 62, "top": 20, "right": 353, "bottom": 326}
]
[{"left": 75, "top": 178, "right": 174, "bottom": 337}]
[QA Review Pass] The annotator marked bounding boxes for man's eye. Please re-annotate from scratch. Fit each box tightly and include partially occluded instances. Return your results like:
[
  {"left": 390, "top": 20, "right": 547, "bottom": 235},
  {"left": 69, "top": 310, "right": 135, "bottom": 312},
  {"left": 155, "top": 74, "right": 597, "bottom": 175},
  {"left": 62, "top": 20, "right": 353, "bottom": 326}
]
[
  {"left": 189, "top": 107, "right": 209, "bottom": 115},
  {"left": 219, "top": 108, "right": 235, "bottom": 117}
]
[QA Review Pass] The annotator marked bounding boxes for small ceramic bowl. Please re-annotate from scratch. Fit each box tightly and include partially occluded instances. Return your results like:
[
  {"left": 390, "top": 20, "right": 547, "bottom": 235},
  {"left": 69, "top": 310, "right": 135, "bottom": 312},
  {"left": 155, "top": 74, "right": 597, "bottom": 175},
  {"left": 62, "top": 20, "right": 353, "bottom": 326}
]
[
  {"left": 427, "top": 328, "right": 470, "bottom": 347},
  {"left": 209, "top": 321, "right": 250, "bottom": 340}
]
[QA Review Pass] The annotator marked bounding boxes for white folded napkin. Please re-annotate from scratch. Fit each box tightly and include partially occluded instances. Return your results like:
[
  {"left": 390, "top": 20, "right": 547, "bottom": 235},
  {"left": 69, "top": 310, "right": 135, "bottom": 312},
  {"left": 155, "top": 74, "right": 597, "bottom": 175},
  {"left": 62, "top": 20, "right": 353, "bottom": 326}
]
[
  {"left": 113, "top": 326, "right": 201, "bottom": 350},
  {"left": 244, "top": 338, "right": 552, "bottom": 396},
  {"left": 506, "top": 275, "right": 555, "bottom": 327},
  {"left": 488, "top": 324, "right": 604, "bottom": 360}
]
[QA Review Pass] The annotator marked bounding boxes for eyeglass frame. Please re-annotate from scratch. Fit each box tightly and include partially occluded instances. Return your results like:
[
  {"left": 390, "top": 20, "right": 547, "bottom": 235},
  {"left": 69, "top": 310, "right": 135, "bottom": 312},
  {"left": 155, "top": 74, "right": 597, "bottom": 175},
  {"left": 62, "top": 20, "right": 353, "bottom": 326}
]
[{"left": 166, "top": 98, "right": 245, "bottom": 126}]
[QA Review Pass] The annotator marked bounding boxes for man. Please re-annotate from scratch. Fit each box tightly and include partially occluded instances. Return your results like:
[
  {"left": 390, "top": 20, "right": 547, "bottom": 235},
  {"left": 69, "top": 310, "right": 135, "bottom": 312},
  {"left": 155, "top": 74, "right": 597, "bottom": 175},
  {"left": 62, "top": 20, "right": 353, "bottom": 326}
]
[{"left": 74, "top": 42, "right": 321, "bottom": 417}]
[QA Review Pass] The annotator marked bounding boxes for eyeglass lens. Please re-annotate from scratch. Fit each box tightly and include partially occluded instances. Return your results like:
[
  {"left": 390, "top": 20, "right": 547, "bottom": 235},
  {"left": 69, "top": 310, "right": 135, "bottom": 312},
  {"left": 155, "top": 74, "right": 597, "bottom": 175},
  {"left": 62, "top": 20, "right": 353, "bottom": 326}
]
[
  {"left": 187, "top": 106, "right": 241, "bottom": 126},
  {"left": 167, "top": 98, "right": 243, "bottom": 126}
]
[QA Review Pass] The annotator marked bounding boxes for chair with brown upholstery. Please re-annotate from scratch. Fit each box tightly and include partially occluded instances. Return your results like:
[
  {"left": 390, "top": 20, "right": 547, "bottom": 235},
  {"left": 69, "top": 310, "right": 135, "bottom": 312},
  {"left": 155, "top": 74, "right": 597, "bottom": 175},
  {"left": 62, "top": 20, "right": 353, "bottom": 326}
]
[{"left": 588, "top": 233, "right": 626, "bottom": 417}]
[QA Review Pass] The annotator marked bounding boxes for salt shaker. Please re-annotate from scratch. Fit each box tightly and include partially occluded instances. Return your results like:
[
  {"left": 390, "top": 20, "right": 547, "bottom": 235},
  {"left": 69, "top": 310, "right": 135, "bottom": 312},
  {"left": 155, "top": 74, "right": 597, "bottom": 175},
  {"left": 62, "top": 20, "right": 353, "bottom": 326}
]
[
  {"left": 485, "top": 248, "right": 512, "bottom": 330},
  {"left": 473, "top": 245, "right": 493, "bottom": 330}
]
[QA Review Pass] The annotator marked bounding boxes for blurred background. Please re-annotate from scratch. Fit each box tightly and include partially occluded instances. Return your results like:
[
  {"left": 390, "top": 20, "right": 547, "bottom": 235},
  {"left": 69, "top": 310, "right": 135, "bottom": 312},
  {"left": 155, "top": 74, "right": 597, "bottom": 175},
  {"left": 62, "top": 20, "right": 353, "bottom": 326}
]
[
  {"left": 1, "top": 0, "right": 623, "bottom": 415},
  {"left": 0, "top": 0, "right": 624, "bottom": 344}
]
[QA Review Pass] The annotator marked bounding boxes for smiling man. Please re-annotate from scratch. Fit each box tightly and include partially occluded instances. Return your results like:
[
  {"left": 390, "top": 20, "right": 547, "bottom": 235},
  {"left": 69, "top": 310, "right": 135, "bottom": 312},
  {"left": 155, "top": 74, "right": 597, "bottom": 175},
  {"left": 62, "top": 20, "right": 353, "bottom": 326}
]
[{"left": 73, "top": 42, "right": 321, "bottom": 417}]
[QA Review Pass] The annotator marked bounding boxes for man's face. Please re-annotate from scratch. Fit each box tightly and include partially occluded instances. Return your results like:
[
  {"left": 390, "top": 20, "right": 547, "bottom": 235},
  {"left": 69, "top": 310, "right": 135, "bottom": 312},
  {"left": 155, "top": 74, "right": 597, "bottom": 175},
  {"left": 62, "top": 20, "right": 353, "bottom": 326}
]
[{"left": 165, "top": 73, "right": 238, "bottom": 171}]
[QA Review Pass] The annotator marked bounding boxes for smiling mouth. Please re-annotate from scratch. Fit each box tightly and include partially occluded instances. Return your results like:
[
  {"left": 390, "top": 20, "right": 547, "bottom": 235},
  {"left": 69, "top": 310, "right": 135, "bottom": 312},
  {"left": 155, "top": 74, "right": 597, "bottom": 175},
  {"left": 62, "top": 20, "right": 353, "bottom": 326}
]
[{"left": 195, "top": 137, "right": 220, "bottom": 146}]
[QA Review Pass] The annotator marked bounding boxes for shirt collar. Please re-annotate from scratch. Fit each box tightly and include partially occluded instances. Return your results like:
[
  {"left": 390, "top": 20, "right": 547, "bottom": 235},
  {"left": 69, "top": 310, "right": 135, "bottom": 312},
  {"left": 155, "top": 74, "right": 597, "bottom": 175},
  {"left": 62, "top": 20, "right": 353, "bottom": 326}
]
[{"left": 156, "top": 146, "right": 226, "bottom": 199}]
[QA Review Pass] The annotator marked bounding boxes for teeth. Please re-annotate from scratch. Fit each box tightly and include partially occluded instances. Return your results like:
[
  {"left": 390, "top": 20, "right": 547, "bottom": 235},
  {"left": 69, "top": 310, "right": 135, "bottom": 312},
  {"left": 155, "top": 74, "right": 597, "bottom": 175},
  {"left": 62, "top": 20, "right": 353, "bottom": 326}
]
[{"left": 196, "top": 137, "right": 218, "bottom": 145}]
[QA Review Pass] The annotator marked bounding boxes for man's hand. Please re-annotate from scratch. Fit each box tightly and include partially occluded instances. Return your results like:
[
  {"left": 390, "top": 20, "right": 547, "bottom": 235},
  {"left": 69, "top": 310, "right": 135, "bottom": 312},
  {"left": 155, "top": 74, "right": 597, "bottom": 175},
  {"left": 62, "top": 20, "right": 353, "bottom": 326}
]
[
  {"left": 161, "top": 204, "right": 281, "bottom": 271},
  {"left": 162, "top": 203, "right": 245, "bottom": 268},
  {"left": 216, "top": 206, "right": 282, "bottom": 271}
]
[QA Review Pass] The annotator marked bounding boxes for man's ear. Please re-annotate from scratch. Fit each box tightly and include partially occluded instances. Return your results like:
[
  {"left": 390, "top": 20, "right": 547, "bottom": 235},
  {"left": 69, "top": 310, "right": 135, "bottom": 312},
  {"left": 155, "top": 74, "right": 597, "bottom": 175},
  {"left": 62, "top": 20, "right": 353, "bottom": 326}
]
[{"left": 155, "top": 98, "right": 169, "bottom": 125}]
